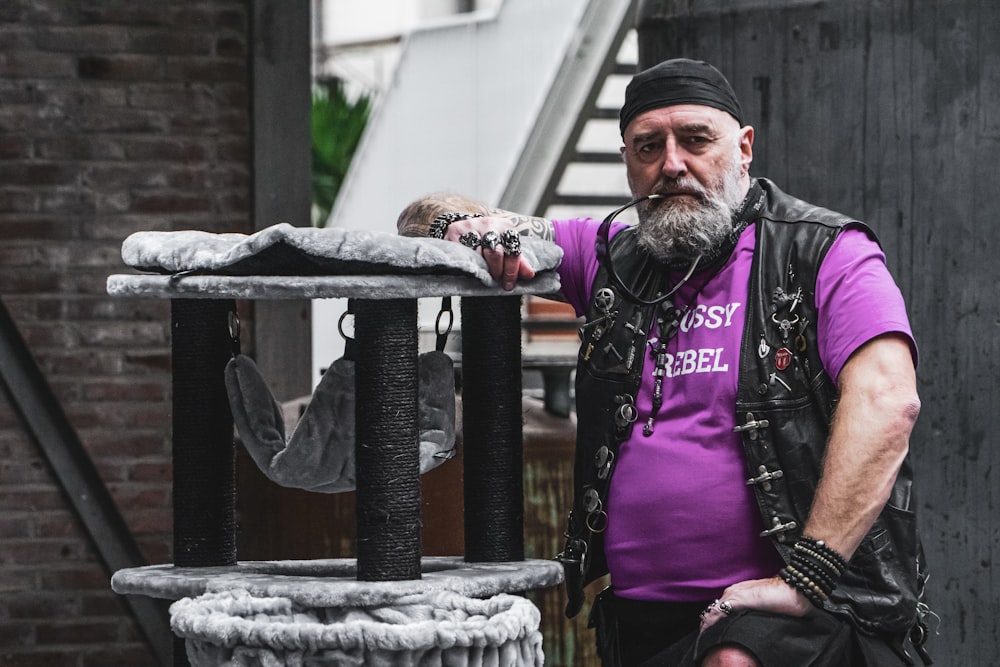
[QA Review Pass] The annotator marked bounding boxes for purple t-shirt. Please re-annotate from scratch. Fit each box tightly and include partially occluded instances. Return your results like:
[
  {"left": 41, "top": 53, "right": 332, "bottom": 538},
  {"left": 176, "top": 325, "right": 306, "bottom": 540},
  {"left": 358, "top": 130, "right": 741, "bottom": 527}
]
[{"left": 553, "top": 217, "right": 915, "bottom": 602}]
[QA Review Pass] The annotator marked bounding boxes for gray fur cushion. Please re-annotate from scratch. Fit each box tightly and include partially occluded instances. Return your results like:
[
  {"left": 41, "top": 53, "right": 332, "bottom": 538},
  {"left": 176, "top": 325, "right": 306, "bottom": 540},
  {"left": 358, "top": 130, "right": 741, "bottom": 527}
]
[{"left": 121, "top": 223, "right": 562, "bottom": 287}]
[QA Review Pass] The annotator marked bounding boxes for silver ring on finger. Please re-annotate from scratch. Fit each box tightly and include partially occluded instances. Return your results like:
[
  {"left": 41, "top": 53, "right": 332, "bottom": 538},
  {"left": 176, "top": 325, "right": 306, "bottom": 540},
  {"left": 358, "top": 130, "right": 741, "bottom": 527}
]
[
  {"left": 459, "top": 231, "right": 481, "bottom": 249},
  {"left": 481, "top": 230, "right": 502, "bottom": 251},
  {"left": 718, "top": 600, "right": 733, "bottom": 615},
  {"left": 500, "top": 229, "right": 521, "bottom": 256}
]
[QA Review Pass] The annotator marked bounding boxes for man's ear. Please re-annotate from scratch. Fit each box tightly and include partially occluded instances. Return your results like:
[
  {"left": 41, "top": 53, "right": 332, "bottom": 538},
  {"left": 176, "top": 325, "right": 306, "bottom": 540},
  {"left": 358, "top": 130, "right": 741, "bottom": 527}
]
[{"left": 739, "top": 126, "right": 754, "bottom": 174}]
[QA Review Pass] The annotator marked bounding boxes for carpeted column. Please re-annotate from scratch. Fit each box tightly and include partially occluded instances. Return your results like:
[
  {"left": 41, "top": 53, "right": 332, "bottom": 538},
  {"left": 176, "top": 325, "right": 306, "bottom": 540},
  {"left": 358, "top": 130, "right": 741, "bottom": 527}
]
[
  {"left": 170, "top": 299, "right": 238, "bottom": 568},
  {"left": 353, "top": 299, "right": 422, "bottom": 581},
  {"left": 171, "top": 299, "right": 238, "bottom": 667},
  {"left": 461, "top": 296, "right": 524, "bottom": 562}
]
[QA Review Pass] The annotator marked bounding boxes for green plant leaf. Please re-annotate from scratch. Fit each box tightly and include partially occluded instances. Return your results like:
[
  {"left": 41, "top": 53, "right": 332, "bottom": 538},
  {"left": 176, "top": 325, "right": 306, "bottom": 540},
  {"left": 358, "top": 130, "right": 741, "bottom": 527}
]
[{"left": 311, "top": 81, "right": 371, "bottom": 226}]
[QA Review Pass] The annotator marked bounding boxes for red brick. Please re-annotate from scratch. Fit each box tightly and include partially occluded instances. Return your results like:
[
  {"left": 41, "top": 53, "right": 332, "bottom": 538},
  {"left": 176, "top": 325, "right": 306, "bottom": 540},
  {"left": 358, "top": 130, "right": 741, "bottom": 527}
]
[
  {"left": 165, "top": 56, "right": 246, "bottom": 83},
  {"left": 131, "top": 192, "right": 213, "bottom": 214},
  {"left": 37, "top": 188, "right": 98, "bottom": 215},
  {"left": 175, "top": 6, "right": 246, "bottom": 31},
  {"left": 38, "top": 619, "right": 126, "bottom": 645},
  {"left": 81, "top": 431, "right": 170, "bottom": 458},
  {"left": 122, "top": 349, "right": 172, "bottom": 374},
  {"left": 79, "top": 5, "right": 169, "bottom": 27},
  {"left": 121, "top": 507, "right": 173, "bottom": 535},
  {"left": 36, "top": 26, "right": 130, "bottom": 53},
  {"left": 122, "top": 137, "right": 209, "bottom": 162},
  {"left": 18, "top": 1, "right": 81, "bottom": 26},
  {"left": 0, "top": 460, "right": 52, "bottom": 486},
  {"left": 0, "top": 565, "right": 38, "bottom": 592},
  {"left": 215, "top": 36, "right": 245, "bottom": 59},
  {"left": 217, "top": 136, "right": 249, "bottom": 162},
  {"left": 0, "top": 620, "right": 35, "bottom": 647},
  {"left": 0, "top": 515, "right": 32, "bottom": 539},
  {"left": 78, "top": 322, "right": 170, "bottom": 348},
  {"left": 2, "top": 538, "right": 94, "bottom": 566},
  {"left": 31, "top": 513, "right": 84, "bottom": 539},
  {"left": 35, "top": 297, "right": 169, "bottom": 323},
  {"left": 0, "top": 26, "right": 36, "bottom": 51},
  {"left": 0, "top": 187, "right": 40, "bottom": 212},
  {"left": 127, "top": 81, "right": 218, "bottom": 110},
  {"left": 0, "top": 162, "right": 78, "bottom": 187},
  {"left": 76, "top": 54, "right": 163, "bottom": 81},
  {"left": 108, "top": 483, "right": 170, "bottom": 509},
  {"left": 0, "top": 79, "right": 37, "bottom": 104},
  {"left": 128, "top": 461, "right": 172, "bottom": 483},
  {"left": 37, "top": 567, "right": 110, "bottom": 591},
  {"left": 79, "top": 590, "right": 131, "bottom": 616},
  {"left": 129, "top": 28, "right": 215, "bottom": 56},
  {"left": 80, "top": 378, "right": 167, "bottom": 402},
  {"left": 0, "top": 651, "right": 79, "bottom": 667},
  {"left": 216, "top": 82, "right": 249, "bottom": 107},
  {"left": 34, "top": 350, "right": 125, "bottom": 376},
  {"left": 0, "top": 267, "right": 64, "bottom": 294},
  {"left": 0, "top": 104, "right": 73, "bottom": 134},
  {"left": 0, "top": 133, "right": 33, "bottom": 158},
  {"left": 82, "top": 644, "right": 159, "bottom": 667},
  {"left": 35, "top": 136, "right": 126, "bottom": 160},
  {"left": 219, "top": 191, "right": 250, "bottom": 213},
  {"left": 34, "top": 80, "right": 129, "bottom": 108},
  {"left": 77, "top": 107, "right": 168, "bottom": 133},
  {"left": 0, "top": 50, "right": 77, "bottom": 78},
  {"left": 5, "top": 590, "right": 83, "bottom": 618},
  {"left": 0, "top": 489, "right": 68, "bottom": 512},
  {"left": 82, "top": 163, "right": 169, "bottom": 190},
  {"left": 136, "top": 536, "right": 172, "bottom": 564},
  {"left": 0, "top": 215, "right": 81, "bottom": 241},
  {"left": 15, "top": 321, "right": 78, "bottom": 348}
]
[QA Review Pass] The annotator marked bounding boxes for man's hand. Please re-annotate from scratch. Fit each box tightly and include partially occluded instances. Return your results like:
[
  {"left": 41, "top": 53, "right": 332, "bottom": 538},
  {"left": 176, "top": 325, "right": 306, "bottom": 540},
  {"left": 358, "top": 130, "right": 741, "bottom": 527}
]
[
  {"left": 699, "top": 576, "right": 811, "bottom": 633},
  {"left": 444, "top": 216, "right": 536, "bottom": 290}
]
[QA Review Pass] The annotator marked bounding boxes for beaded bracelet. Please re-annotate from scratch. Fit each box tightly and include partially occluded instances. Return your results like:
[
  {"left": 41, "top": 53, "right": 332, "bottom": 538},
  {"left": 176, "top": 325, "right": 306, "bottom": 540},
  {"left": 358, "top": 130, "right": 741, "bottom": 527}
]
[
  {"left": 428, "top": 212, "right": 484, "bottom": 239},
  {"left": 780, "top": 536, "right": 849, "bottom": 608},
  {"left": 796, "top": 536, "right": 848, "bottom": 575},
  {"left": 779, "top": 564, "right": 827, "bottom": 607}
]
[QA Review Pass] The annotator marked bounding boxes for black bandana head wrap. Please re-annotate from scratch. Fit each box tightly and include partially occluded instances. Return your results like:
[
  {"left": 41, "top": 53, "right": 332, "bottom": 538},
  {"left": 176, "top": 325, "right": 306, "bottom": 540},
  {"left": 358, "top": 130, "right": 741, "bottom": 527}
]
[{"left": 619, "top": 58, "right": 744, "bottom": 135}]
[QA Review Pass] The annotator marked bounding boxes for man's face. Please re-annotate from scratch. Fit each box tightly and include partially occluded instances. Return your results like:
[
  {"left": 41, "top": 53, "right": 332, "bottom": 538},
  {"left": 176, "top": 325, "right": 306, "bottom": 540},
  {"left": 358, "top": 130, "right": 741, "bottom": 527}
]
[{"left": 621, "top": 104, "right": 754, "bottom": 262}]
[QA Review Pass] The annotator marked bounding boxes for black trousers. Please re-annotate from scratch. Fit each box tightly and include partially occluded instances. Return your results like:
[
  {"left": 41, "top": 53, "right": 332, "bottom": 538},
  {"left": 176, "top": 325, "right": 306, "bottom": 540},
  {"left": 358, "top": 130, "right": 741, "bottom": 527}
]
[{"left": 589, "top": 588, "right": 915, "bottom": 667}]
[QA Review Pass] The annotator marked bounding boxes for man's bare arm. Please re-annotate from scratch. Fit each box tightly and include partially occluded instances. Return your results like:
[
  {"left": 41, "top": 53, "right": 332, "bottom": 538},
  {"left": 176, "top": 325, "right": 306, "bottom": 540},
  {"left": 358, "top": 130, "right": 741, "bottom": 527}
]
[
  {"left": 485, "top": 208, "right": 555, "bottom": 242},
  {"left": 397, "top": 194, "right": 556, "bottom": 290},
  {"left": 802, "top": 333, "right": 920, "bottom": 556},
  {"left": 397, "top": 193, "right": 554, "bottom": 240},
  {"left": 701, "top": 333, "right": 919, "bottom": 630}
]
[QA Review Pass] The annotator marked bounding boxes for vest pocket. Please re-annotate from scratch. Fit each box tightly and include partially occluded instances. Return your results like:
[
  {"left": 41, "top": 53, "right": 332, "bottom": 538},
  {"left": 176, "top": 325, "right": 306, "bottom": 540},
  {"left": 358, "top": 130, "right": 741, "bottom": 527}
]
[{"left": 833, "top": 504, "right": 920, "bottom": 633}]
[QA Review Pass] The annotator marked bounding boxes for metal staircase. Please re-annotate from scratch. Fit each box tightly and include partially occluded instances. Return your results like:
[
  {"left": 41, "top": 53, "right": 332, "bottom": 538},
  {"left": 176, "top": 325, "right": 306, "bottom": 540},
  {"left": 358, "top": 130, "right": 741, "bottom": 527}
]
[{"left": 536, "top": 33, "right": 639, "bottom": 223}]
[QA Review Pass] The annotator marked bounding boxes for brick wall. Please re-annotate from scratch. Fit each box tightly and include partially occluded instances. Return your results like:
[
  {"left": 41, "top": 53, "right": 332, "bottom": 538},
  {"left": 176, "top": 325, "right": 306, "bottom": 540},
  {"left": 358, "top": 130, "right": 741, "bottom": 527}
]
[{"left": 0, "top": 2, "right": 251, "bottom": 664}]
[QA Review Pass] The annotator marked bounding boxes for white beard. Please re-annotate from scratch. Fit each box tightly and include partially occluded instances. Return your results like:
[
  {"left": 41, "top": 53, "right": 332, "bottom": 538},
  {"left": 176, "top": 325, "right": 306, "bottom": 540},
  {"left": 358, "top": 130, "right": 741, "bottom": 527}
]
[{"left": 635, "top": 159, "right": 746, "bottom": 264}]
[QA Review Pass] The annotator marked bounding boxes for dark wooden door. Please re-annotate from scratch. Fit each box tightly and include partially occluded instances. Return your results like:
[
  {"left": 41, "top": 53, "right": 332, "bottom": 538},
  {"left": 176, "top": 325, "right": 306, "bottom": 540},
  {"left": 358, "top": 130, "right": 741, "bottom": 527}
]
[{"left": 637, "top": 0, "right": 1000, "bottom": 661}]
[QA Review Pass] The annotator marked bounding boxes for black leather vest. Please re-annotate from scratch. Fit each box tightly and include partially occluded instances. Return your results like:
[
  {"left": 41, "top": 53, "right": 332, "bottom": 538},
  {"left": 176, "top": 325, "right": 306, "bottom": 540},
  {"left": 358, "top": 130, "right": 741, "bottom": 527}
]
[{"left": 558, "top": 179, "right": 926, "bottom": 636}]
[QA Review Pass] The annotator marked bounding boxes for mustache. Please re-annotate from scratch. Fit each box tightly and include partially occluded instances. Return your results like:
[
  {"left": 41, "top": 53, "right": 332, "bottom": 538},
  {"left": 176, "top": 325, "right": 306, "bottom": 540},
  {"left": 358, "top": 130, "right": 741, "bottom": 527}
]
[{"left": 650, "top": 180, "right": 710, "bottom": 202}]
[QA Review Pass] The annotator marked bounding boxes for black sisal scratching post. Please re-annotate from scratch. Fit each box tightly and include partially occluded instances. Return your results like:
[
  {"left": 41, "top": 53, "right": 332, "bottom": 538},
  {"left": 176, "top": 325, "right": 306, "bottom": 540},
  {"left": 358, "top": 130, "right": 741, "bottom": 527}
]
[
  {"left": 461, "top": 296, "right": 524, "bottom": 562},
  {"left": 353, "top": 299, "right": 422, "bottom": 581},
  {"left": 171, "top": 299, "right": 238, "bottom": 667},
  {"left": 170, "top": 299, "right": 238, "bottom": 569}
]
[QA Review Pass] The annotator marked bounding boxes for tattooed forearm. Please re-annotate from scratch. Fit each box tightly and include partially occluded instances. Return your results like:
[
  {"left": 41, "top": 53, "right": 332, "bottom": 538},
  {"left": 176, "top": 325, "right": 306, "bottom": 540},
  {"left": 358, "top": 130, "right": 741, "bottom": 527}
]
[
  {"left": 396, "top": 193, "right": 554, "bottom": 240},
  {"left": 487, "top": 209, "right": 555, "bottom": 241}
]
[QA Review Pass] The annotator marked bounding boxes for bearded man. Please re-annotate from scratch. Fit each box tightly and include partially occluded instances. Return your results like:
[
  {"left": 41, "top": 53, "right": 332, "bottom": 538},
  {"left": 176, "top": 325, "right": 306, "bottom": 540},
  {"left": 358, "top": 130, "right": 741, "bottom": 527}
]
[{"left": 398, "top": 59, "right": 930, "bottom": 667}]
